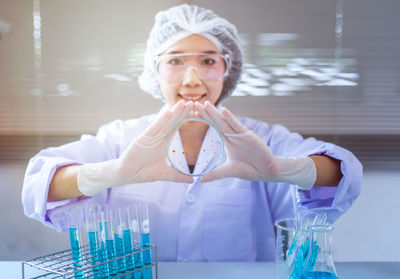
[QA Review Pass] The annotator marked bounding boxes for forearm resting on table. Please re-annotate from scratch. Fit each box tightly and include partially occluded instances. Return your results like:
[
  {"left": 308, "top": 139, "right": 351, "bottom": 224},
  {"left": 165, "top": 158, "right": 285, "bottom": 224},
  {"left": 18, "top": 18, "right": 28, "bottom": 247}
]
[
  {"left": 47, "top": 155, "right": 342, "bottom": 201},
  {"left": 309, "top": 155, "right": 342, "bottom": 187},
  {"left": 48, "top": 165, "right": 83, "bottom": 202}
]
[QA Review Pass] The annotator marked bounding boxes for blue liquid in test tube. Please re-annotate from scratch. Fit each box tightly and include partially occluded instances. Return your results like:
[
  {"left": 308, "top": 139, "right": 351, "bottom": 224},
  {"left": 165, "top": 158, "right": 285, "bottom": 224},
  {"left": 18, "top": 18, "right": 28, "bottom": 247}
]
[
  {"left": 141, "top": 232, "right": 152, "bottom": 279},
  {"left": 141, "top": 233, "right": 151, "bottom": 264},
  {"left": 114, "top": 232, "right": 126, "bottom": 273},
  {"left": 69, "top": 227, "right": 84, "bottom": 279},
  {"left": 106, "top": 238, "right": 117, "bottom": 275},
  {"left": 133, "top": 243, "right": 143, "bottom": 279},
  {"left": 128, "top": 205, "right": 143, "bottom": 279},
  {"left": 300, "top": 271, "right": 338, "bottom": 279},
  {"left": 103, "top": 216, "right": 118, "bottom": 277},
  {"left": 94, "top": 207, "right": 108, "bottom": 278},
  {"left": 87, "top": 231, "right": 99, "bottom": 277},
  {"left": 116, "top": 207, "right": 135, "bottom": 274},
  {"left": 139, "top": 203, "right": 152, "bottom": 279},
  {"left": 111, "top": 208, "right": 128, "bottom": 274},
  {"left": 97, "top": 238, "right": 109, "bottom": 278},
  {"left": 122, "top": 229, "right": 135, "bottom": 271},
  {"left": 85, "top": 206, "right": 101, "bottom": 278}
]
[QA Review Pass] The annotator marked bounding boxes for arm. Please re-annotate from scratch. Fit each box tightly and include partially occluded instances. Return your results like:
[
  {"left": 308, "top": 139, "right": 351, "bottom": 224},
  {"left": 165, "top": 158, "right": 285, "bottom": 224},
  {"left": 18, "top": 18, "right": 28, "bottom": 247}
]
[
  {"left": 309, "top": 155, "right": 342, "bottom": 187},
  {"left": 47, "top": 165, "right": 82, "bottom": 202}
]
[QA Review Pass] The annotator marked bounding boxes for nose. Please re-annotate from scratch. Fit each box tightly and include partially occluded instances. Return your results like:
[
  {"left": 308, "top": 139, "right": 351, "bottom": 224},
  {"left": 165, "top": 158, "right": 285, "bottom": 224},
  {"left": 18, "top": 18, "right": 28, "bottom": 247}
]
[{"left": 182, "top": 67, "right": 202, "bottom": 86}]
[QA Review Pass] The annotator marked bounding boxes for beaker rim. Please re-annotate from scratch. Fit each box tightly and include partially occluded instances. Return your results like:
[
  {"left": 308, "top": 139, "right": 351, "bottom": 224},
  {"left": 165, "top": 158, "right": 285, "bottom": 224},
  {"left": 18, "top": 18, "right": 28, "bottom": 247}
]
[{"left": 274, "top": 217, "right": 297, "bottom": 232}]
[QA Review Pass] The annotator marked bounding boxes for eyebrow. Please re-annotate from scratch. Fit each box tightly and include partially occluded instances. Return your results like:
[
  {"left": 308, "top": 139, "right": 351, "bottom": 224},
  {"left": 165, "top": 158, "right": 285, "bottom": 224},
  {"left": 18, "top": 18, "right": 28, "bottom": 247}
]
[{"left": 165, "top": 50, "right": 219, "bottom": 55}]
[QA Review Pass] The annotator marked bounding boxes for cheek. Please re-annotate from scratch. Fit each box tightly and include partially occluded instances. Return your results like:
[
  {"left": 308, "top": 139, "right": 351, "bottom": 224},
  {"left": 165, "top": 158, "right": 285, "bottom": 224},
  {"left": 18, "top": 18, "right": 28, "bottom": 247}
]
[
  {"left": 209, "top": 81, "right": 224, "bottom": 102},
  {"left": 160, "top": 82, "right": 179, "bottom": 101}
]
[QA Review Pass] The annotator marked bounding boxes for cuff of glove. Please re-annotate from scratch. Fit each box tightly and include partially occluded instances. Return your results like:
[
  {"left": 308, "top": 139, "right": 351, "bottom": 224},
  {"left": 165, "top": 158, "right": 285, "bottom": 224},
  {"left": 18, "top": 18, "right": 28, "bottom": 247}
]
[
  {"left": 77, "top": 160, "right": 122, "bottom": 196},
  {"left": 274, "top": 157, "right": 316, "bottom": 190}
]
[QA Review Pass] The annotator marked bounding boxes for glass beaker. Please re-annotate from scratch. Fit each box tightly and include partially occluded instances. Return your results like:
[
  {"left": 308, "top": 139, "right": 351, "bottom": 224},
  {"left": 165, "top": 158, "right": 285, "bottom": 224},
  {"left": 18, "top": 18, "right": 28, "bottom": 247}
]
[
  {"left": 275, "top": 217, "right": 317, "bottom": 279},
  {"left": 165, "top": 117, "right": 224, "bottom": 177},
  {"left": 275, "top": 218, "right": 297, "bottom": 279},
  {"left": 300, "top": 225, "right": 338, "bottom": 279}
]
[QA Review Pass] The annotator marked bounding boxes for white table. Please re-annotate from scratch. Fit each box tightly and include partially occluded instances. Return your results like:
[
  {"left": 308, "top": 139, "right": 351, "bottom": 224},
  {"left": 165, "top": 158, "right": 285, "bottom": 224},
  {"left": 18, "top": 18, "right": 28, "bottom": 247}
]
[{"left": 1, "top": 261, "right": 399, "bottom": 279}]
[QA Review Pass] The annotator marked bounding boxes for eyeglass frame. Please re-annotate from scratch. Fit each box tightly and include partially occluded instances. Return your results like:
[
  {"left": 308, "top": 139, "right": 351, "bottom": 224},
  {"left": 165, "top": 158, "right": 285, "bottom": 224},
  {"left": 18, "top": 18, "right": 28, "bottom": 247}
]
[{"left": 153, "top": 52, "right": 232, "bottom": 82}]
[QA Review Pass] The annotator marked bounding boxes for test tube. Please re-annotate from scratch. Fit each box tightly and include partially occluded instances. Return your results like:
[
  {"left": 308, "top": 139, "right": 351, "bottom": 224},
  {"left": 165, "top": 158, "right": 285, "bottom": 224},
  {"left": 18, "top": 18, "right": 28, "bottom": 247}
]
[
  {"left": 138, "top": 203, "right": 153, "bottom": 279},
  {"left": 84, "top": 206, "right": 100, "bottom": 278},
  {"left": 128, "top": 204, "right": 143, "bottom": 279},
  {"left": 111, "top": 208, "right": 127, "bottom": 274},
  {"left": 116, "top": 207, "right": 135, "bottom": 273},
  {"left": 67, "top": 207, "right": 84, "bottom": 279},
  {"left": 94, "top": 204, "right": 108, "bottom": 278},
  {"left": 101, "top": 206, "right": 118, "bottom": 276}
]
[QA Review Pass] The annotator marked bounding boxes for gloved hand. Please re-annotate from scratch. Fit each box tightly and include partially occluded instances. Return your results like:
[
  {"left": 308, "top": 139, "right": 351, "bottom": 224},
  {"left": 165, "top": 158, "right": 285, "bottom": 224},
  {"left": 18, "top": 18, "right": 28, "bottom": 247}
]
[
  {"left": 78, "top": 100, "right": 194, "bottom": 196},
  {"left": 194, "top": 101, "right": 316, "bottom": 189}
]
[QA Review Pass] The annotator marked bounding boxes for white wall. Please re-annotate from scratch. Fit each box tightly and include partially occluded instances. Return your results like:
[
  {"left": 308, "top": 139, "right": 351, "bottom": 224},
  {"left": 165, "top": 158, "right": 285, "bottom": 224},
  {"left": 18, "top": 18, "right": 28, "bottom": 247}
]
[{"left": 334, "top": 171, "right": 400, "bottom": 262}]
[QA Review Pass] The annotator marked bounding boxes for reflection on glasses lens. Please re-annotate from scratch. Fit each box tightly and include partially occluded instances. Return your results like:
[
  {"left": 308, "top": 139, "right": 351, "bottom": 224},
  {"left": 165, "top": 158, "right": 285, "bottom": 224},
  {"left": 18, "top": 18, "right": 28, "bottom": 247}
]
[{"left": 156, "top": 53, "right": 229, "bottom": 82}]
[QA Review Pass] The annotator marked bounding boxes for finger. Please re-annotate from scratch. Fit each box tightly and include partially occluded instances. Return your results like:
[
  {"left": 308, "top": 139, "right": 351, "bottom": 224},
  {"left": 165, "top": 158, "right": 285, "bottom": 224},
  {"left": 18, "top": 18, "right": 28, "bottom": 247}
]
[
  {"left": 221, "top": 107, "right": 248, "bottom": 134},
  {"left": 161, "top": 101, "right": 192, "bottom": 134},
  {"left": 182, "top": 101, "right": 194, "bottom": 120},
  {"left": 161, "top": 102, "right": 193, "bottom": 140},
  {"left": 158, "top": 102, "right": 193, "bottom": 146},
  {"left": 194, "top": 102, "right": 214, "bottom": 123},
  {"left": 165, "top": 169, "right": 194, "bottom": 184},
  {"left": 144, "top": 109, "right": 173, "bottom": 137},
  {"left": 174, "top": 101, "right": 193, "bottom": 123},
  {"left": 144, "top": 100, "right": 189, "bottom": 138},
  {"left": 191, "top": 100, "right": 197, "bottom": 117},
  {"left": 168, "top": 100, "right": 189, "bottom": 125},
  {"left": 204, "top": 101, "right": 235, "bottom": 134}
]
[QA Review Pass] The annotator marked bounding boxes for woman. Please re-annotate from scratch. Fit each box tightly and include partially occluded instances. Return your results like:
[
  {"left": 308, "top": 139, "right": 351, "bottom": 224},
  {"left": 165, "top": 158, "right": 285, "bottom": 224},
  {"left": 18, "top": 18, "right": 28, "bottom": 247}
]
[{"left": 22, "top": 4, "right": 362, "bottom": 261}]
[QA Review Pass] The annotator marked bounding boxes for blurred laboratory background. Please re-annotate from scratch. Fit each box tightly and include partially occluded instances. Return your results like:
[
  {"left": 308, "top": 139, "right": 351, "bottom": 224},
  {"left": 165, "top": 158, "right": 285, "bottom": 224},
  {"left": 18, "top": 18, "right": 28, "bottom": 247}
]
[{"left": 1, "top": 0, "right": 399, "bottom": 262}]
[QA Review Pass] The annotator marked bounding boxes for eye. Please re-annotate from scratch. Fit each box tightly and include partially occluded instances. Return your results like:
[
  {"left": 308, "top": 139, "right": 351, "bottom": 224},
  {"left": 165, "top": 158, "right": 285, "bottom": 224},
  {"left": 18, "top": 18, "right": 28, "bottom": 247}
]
[
  {"left": 202, "top": 58, "right": 216, "bottom": 66},
  {"left": 168, "top": 58, "right": 184, "bottom": 65}
]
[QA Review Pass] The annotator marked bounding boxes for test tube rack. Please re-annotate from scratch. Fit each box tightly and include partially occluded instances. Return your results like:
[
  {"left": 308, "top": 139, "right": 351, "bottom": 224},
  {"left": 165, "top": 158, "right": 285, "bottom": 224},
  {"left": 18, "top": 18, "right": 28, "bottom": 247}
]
[{"left": 22, "top": 244, "right": 157, "bottom": 279}]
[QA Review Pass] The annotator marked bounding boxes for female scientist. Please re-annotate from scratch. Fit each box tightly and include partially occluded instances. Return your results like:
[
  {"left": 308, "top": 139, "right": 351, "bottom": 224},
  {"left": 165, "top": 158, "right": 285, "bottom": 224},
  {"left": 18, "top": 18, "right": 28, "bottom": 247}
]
[{"left": 22, "top": 4, "right": 362, "bottom": 261}]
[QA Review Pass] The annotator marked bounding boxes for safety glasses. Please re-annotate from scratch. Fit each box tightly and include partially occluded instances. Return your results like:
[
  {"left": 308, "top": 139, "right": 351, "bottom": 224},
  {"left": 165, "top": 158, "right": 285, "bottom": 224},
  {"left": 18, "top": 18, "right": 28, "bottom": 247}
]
[{"left": 155, "top": 52, "right": 231, "bottom": 82}]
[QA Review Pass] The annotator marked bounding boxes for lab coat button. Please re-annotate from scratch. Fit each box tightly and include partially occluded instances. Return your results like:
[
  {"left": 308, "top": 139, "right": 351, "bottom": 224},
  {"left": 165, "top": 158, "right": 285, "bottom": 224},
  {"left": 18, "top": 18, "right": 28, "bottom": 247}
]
[{"left": 186, "top": 193, "right": 196, "bottom": 204}]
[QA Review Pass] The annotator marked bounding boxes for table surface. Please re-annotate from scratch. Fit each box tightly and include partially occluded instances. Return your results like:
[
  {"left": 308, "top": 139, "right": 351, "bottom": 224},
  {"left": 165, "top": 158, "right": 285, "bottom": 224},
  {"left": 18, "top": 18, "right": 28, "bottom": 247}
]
[{"left": 1, "top": 261, "right": 399, "bottom": 279}]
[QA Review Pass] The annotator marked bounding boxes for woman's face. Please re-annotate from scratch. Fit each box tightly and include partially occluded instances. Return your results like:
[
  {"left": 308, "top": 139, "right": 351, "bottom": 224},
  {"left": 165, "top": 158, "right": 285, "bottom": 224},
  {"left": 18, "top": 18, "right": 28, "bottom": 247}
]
[{"left": 157, "top": 34, "right": 224, "bottom": 107}]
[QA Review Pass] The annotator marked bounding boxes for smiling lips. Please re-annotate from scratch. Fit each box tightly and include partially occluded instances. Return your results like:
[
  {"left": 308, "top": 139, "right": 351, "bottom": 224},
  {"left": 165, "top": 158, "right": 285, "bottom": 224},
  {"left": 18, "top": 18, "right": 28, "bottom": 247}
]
[{"left": 180, "top": 93, "right": 206, "bottom": 101}]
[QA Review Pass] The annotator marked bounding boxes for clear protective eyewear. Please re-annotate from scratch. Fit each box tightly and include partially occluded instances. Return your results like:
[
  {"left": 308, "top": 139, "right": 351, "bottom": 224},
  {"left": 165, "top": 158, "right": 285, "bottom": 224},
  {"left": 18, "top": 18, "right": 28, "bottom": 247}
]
[{"left": 155, "top": 52, "right": 231, "bottom": 82}]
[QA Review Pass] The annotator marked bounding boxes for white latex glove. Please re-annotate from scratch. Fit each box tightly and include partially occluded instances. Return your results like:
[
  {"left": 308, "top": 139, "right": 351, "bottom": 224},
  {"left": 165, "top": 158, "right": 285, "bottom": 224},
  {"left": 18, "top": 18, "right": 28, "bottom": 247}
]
[
  {"left": 194, "top": 101, "right": 316, "bottom": 189},
  {"left": 78, "top": 100, "right": 194, "bottom": 196}
]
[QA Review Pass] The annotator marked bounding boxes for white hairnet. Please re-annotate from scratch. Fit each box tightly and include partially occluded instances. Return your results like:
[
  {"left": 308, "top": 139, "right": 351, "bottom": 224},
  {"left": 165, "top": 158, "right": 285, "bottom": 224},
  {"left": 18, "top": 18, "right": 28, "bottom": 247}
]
[{"left": 138, "top": 4, "right": 243, "bottom": 105}]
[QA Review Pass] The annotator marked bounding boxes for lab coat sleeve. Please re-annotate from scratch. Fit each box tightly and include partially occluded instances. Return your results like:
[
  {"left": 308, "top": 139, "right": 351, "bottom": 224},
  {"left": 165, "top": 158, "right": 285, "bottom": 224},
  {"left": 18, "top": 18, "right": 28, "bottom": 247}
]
[
  {"left": 259, "top": 123, "right": 362, "bottom": 223},
  {"left": 21, "top": 119, "right": 126, "bottom": 232}
]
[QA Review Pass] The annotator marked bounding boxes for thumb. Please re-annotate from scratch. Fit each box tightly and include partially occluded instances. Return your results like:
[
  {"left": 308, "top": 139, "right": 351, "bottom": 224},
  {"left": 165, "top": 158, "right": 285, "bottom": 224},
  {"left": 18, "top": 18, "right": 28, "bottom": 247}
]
[{"left": 165, "top": 169, "right": 194, "bottom": 184}]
